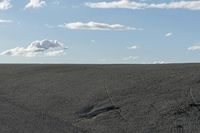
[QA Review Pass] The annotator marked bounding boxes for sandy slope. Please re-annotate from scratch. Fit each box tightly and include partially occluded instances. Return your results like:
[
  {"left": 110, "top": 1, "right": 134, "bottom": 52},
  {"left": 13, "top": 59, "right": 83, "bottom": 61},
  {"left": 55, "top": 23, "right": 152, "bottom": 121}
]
[{"left": 0, "top": 64, "right": 200, "bottom": 133}]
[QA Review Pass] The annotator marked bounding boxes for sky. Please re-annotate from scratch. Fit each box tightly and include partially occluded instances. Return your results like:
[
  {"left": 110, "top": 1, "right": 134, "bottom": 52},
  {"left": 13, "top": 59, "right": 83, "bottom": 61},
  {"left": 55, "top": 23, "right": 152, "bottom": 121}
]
[{"left": 0, "top": 0, "right": 200, "bottom": 64}]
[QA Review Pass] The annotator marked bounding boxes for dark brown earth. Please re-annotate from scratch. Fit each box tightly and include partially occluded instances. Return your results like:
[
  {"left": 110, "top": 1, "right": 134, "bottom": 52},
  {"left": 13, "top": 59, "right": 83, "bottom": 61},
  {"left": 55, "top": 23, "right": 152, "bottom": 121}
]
[{"left": 1, "top": 64, "right": 200, "bottom": 133}]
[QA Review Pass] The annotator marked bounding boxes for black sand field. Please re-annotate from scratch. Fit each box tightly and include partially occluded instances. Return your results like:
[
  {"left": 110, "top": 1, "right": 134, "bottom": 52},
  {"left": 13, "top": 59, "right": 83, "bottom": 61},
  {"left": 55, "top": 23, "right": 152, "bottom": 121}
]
[{"left": 1, "top": 64, "right": 200, "bottom": 133}]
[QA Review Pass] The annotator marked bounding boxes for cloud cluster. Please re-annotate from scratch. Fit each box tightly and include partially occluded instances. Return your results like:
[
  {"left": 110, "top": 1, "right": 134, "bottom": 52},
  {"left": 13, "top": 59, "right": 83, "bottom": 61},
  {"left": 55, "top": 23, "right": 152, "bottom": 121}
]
[
  {"left": 0, "top": 19, "right": 12, "bottom": 23},
  {"left": 188, "top": 45, "right": 200, "bottom": 51},
  {"left": 153, "top": 61, "right": 166, "bottom": 64},
  {"left": 0, "top": 0, "right": 12, "bottom": 10},
  {"left": 127, "top": 45, "right": 138, "bottom": 49},
  {"left": 165, "top": 32, "right": 173, "bottom": 37},
  {"left": 61, "top": 21, "right": 137, "bottom": 31},
  {"left": 25, "top": 0, "right": 46, "bottom": 9},
  {"left": 85, "top": 0, "right": 200, "bottom": 10},
  {"left": 1, "top": 39, "right": 68, "bottom": 57}
]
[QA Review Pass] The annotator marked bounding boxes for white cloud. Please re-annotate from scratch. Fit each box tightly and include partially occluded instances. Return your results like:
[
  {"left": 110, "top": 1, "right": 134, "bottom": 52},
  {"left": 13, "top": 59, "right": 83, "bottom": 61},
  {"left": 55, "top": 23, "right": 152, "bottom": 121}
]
[
  {"left": 25, "top": 0, "right": 46, "bottom": 9},
  {"left": 85, "top": 0, "right": 200, "bottom": 10},
  {"left": 127, "top": 45, "right": 138, "bottom": 49},
  {"left": 0, "top": 19, "right": 12, "bottom": 23},
  {"left": 1, "top": 39, "right": 68, "bottom": 57},
  {"left": 60, "top": 21, "right": 137, "bottom": 31},
  {"left": 165, "top": 32, "right": 173, "bottom": 37},
  {"left": 153, "top": 61, "right": 166, "bottom": 64},
  {"left": 0, "top": 0, "right": 12, "bottom": 10},
  {"left": 45, "top": 50, "right": 65, "bottom": 56},
  {"left": 123, "top": 56, "right": 139, "bottom": 60},
  {"left": 188, "top": 45, "right": 200, "bottom": 51}
]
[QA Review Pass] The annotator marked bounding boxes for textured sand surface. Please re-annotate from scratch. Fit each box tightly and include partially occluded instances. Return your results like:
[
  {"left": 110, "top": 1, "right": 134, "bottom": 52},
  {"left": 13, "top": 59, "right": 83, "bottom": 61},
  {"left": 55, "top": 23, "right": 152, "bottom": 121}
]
[{"left": 0, "top": 64, "right": 200, "bottom": 133}]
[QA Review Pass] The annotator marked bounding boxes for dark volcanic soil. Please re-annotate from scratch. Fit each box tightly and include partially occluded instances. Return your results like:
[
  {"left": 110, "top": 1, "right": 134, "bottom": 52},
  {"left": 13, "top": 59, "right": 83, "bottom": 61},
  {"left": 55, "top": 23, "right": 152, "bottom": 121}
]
[{"left": 1, "top": 64, "right": 200, "bottom": 133}]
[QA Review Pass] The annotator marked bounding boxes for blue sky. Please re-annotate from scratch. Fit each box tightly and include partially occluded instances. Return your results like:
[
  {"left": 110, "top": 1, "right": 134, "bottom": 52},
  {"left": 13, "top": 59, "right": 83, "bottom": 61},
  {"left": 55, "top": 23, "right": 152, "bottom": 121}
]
[{"left": 0, "top": 0, "right": 200, "bottom": 64}]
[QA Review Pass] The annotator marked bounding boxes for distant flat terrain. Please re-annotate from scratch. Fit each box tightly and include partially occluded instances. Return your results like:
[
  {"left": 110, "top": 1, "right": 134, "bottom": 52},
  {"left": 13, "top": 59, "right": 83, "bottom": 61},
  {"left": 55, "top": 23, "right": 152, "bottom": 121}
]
[{"left": 1, "top": 64, "right": 200, "bottom": 133}]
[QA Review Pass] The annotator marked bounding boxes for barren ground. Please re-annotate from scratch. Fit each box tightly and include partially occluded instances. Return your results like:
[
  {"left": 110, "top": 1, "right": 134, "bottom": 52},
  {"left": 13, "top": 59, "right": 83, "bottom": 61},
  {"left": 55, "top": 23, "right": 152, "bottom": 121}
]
[{"left": 0, "top": 64, "right": 200, "bottom": 133}]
